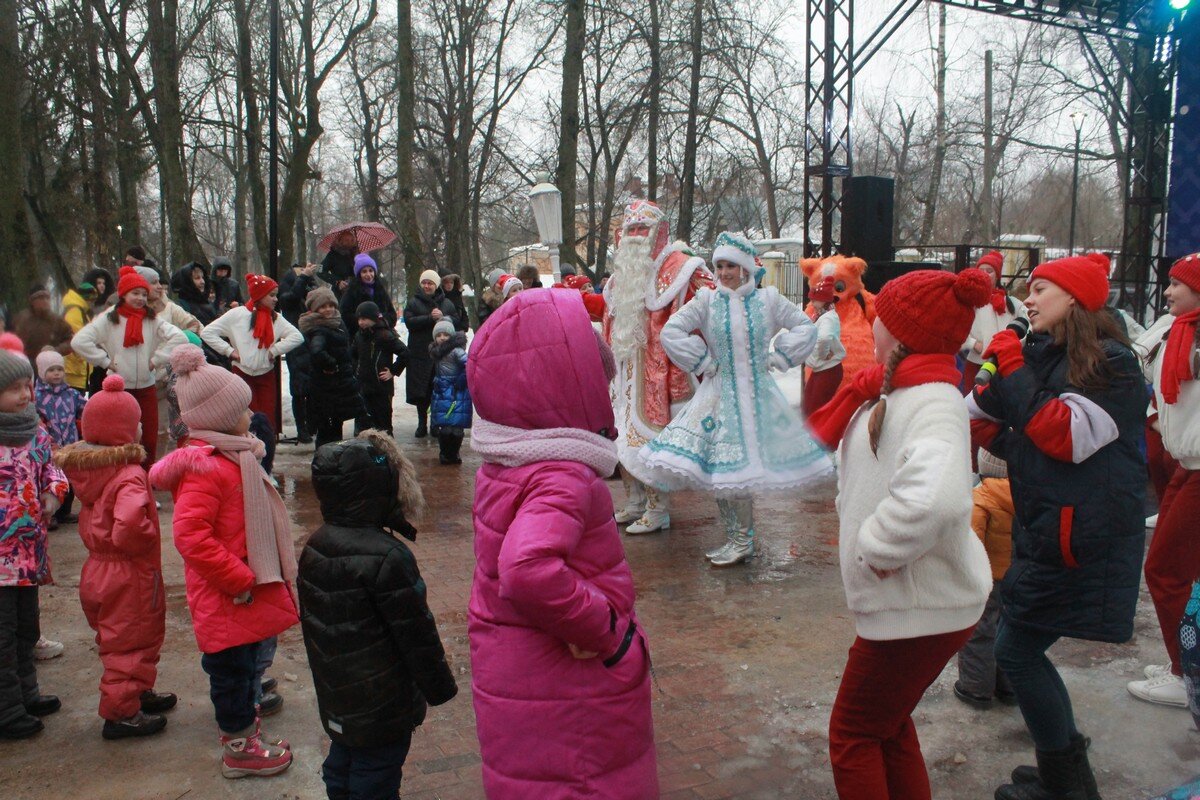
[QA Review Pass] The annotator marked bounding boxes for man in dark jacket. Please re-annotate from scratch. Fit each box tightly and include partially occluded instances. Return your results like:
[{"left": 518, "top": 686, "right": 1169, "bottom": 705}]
[
  {"left": 299, "top": 432, "right": 457, "bottom": 800},
  {"left": 211, "top": 257, "right": 244, "bottom": 312}
]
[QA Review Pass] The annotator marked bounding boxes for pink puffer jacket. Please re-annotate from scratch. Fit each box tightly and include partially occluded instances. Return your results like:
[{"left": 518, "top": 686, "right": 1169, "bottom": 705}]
[
  {"left": 150, "top": 441, "right": 297, "bottom": 653},
  {"left": 467, "top": 290, "right": 658, "bottom": 799}
]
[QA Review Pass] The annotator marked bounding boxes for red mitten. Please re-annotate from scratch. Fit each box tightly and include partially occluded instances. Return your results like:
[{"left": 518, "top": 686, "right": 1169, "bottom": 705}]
[{"left": 982, "top": 330, "right": 1025, "bottom": 377}]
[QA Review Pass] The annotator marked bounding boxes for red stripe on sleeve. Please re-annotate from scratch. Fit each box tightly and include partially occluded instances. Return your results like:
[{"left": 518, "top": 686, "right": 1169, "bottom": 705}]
[
  {"left": 1025, "top": 399, "right": 1074, "bottom": 462},
  {"left": 1059, "top": 506, "right": 1078, "bottom": 568}
]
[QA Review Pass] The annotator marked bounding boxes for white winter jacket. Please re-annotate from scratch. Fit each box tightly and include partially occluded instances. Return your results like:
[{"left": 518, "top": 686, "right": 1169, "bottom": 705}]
[
  {"left": 1149, "top": 328, "right": 1200, "bottom": 469},
  {"left": 806, "top": 310, "right": 845, "bottom": 371},
  {"left": 200, "top": 306, "right": 304, "bottom": 376},
  {"left": 836, "top": 382, "right": 992, "bottom": 640},
  {"left": 71, "top": 311, "right": 189, "bottom": 390}
]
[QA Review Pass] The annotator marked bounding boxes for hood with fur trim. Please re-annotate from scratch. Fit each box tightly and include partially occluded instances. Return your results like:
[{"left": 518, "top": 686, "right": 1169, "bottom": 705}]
[
  {"left": 311, "top": 430, "right": 425, "bottom": 537},
  {"left": 54, "top": 442, "right": 147, "bottom": 504},
  {"left": 149, "top": 442, "right": 216, "bottom": 493}
]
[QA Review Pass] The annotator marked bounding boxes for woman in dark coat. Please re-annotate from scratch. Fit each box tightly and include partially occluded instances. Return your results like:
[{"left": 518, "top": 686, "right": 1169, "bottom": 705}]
[
  {"left": 319, "top": 232, "right": 359, "bottom": 298},
  {"left": 338, "top": 254, "right": 397, "bottom": 334},
  {"left": 402, "top": 270, "right": 460, "bottom": 438},
  {"left": 300, "top": 286, "right": 366, "bottom": 448},
  {"left": 170, "top": 262, "right": 218, "bottom": 325},
  {"left": 970, "top": 253, "right": 1147, "bottom": 800},
  {"left": 440, "top": 274, "right": 470, "bottom": 332},
  {"left": 82, "top": 267, "right": 115, "bottom": 315}
]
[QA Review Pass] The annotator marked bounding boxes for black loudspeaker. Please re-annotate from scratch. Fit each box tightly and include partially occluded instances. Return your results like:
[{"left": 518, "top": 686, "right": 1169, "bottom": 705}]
[
  {"left": 842, "top": 176, "right": 895, "bottom": 264},
  {"left": 861, "top": 261, "right": 943, "bottom": 295}
]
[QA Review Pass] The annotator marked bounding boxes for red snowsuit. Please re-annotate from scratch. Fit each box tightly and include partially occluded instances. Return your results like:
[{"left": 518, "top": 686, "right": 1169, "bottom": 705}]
[{"left": 54, "top": 441, "right": 165, "bottom": 721}]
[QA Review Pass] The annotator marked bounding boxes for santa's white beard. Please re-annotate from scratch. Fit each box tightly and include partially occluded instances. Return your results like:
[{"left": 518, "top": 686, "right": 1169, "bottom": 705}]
[{"left": 610, "top": 235, "right": 654, "bottom": 363}]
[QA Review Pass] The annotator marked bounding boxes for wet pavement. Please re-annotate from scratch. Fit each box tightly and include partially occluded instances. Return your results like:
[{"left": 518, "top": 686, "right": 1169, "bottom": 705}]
[{"left": 3, "top": 399, "right": 1199, "bottom": 799}]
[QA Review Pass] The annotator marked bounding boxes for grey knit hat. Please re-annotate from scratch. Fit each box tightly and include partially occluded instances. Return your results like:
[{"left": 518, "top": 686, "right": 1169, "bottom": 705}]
[
  {"left": 0, "top": 337, "right": 33, "bottom": 390},
  {"left": 433, "top": 318, "right": 456, "bottom": 338},
  {"left": 977, "top": 447, "right": 1008, "bottom": 480},
  {"left": 135, "top": 265, "right": 162, "bottom": 286},
  {"left": 306, "top": 285, "right": 338, "bottom": 311},
  {"left": 486, "top": 268, "right": 508, "bottom": 288}
]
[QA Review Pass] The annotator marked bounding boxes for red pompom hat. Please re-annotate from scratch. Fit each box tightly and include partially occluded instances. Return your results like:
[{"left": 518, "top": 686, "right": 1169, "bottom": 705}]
[
  {"left": 245, "top": 274, "right": 278, "bottom": 306},
  {"left": 81, "top": 374, "right": 142, "bottom": 446},
  {"left": 975, "top": 250, "right": 1004, "bottom": 272},
  {"left": 1029, "top": 253, "right": 1110, "bottom": 312},
  {"left": 116, "top": 265, "right": 151, "bottom": 297},
  {"left": 1170, "top": 253, "right": 1200, "bottom": 294},
  {"left": 875, "top": 268, "right": 992, "bottom": 354}
]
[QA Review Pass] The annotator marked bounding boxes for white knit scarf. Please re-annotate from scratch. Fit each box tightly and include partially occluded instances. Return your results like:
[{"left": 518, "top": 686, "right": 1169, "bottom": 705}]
[
  {"left": 190, "top": 430, "right": 297, "bottom": 585},
  {"left": 471, "top": 417, "right": 618, "bottom": 478}
]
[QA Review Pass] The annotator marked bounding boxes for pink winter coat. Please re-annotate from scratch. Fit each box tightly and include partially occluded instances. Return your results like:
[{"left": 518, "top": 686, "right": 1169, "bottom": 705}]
[
  {"left": 467, "top": 290, "right": 658, "bottom": 799},
  {"left": 54, "top": 441, "right": 165, "bottom": 720},
  {"left": 150, "top": 440, "right": 297, "bottom": 653}
]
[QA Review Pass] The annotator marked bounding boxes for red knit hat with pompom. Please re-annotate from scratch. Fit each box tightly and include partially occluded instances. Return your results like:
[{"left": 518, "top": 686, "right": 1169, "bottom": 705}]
[
  {"left": 1170, "top": 253, "right": 1200, "bottom": 295},
  {"left": 1029, "top": 252, "right": 1110, "bottom": 312},
  {"left": 116, "top": 265, "right": 151, "bottom": 297},
  {"left": 875, "top": 268, "right": 992, "bottom": 354},
  {"left": 81, "top": 374, "right": 142, "bottom": 446}
]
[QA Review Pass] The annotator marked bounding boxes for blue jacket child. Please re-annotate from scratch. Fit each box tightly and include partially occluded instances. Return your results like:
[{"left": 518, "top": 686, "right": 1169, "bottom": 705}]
[{"left": 429, "top": 319, "right": 470, "bottom": 465}]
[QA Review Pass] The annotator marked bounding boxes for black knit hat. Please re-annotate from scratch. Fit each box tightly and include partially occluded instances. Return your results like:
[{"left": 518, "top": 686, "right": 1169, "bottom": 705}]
[{"left": 356, "top": 301, "right": 381, "bottom": 320}]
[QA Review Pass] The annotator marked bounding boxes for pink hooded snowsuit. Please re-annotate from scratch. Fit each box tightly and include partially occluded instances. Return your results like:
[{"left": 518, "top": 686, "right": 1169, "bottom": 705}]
[
  {"left": 54, "top": 441, "right": 164, "bottom": 720},
  {"left": 467, "top": 289, "right": 658, "bottom": 799}
]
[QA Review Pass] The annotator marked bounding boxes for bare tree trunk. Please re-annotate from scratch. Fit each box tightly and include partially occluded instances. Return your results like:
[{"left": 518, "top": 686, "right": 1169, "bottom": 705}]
[
  {"left": 146, "top": 0, "right": 205, "bottom": 264},
  {"left": 395, "top": 0, "right": 423, "bottom": 295},
  {"left": 918, "top": 4, "right": 947, "bottom": 246},
  {"left": 83, "top": 0, "right": 115, "bottom": 266},
  {"left": 677, "top": 0, "right": 704, "bottom": 244},
  {"left": 234, "top": 0, "right": 269, "bottom": 270},
  {"left": 557, "top": 0, "right": 585, "bottom": 269},
  {"left": 233, "top": 93, "right": 247, "bottom": 266},
  {"left": 647, "top": 0, "right": 660, "bottom": 201},
  {"left": 0, "top": 0, "right": 32, "bottom": 309}
]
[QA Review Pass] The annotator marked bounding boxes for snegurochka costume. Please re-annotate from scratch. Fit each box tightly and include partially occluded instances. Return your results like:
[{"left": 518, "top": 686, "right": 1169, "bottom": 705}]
[{"left": 636, "top": 231, "right": 834, "bottom": 566}]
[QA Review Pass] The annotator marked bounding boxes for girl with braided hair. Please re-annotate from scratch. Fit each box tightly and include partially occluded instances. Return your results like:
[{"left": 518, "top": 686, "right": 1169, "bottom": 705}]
[{"left": 808, "top": 268, "right": 993, "bottom": 799}]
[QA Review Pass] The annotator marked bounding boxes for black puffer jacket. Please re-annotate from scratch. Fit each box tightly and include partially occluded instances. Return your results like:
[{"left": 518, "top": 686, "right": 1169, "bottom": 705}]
[
  {"left": 339, "top": 276, "right": 397, "bottom": 334},
  {"left": 977, "top": 334, "right": 1148, "bottom": 643},
  {"left": 300, "top": 312, "right": 365, "bottom": 424},
  {"left": 300, "top": 433, "right": 457, "bottom": 748},
  {"left": 352, "top": 322, "right": 408, "bottom": 397},
  {"left": 319, "top": 248, "right": 357, "bottom": 297}
]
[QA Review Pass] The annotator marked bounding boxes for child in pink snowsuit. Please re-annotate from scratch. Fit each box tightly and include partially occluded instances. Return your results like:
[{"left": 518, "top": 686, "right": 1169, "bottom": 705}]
[
  {"left": 54, "top": 374, "right": 175, "bottom": 739},
  {"left": 467, "top": 289, "right": 658, "bottom": 799}
]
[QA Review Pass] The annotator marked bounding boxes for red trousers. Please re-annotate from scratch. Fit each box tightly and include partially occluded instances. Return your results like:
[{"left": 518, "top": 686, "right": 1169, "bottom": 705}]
[
  {"left": 802, "top": 365, "right": 844, "bottom": 417},
  {"left": 829, "top": 627, "right": 974, "bottom": 800},
  {"left": 1146, "top": 421, "right": 1180, "bottom": 504},
  {"left": 79, "top": 558, "right": 165, "bottom": 720},
  {"left": 126, "top": 386, "right": 158, "bottom": 468},
  {"left": 234, "top": 367, "right": 277, "bottom": 427},
  {"left": 1145, "top": 467, "right": 1200, "bottom": 675}
]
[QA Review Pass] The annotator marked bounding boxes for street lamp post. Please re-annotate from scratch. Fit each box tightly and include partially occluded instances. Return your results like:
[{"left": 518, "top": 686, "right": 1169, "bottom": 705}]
[
  {"left": 529, "top": 178, "right": 563, "bottom": 282},
  {"left": 1068, "top": 112, "right": 1085, "bottom": 255}
]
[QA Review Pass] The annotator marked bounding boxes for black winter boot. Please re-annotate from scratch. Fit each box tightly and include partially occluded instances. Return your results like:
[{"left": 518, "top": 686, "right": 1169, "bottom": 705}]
[
  {"left": 450, "top": 431, "right": 464, "bottom": 464},
  {"left": 995, "top": 736, "right": 1096, "bottom": 800},
  {"left": 1009, "top": 734, "right": 1099, "bottom": 800}
]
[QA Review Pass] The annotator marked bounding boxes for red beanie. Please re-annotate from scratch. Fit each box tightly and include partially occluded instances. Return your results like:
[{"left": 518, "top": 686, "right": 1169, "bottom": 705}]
[
  {"left": 975, "top": 250, "right": 1004, "bottom": 272},
  {"left": 246, "top": 274, "right": 278, "bottom": 305},
  {"left": 1170, "top": 253, "right": 1200, "bottom": 295},
  {"left": 1029, "top": 253, "right": 1110, "bottom": 312},
  {"left": 875, "top": 268, "right": 992, "bottom": 354},
  {"left": 116, "top": 265, "right": 151, "bottom": 297},
  {"left": 82, "top": 374, "right": 142, "bottom": 446}
]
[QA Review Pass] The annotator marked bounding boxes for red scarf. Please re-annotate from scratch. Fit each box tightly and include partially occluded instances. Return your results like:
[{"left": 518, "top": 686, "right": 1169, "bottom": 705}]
[
  {"left": 990, "top": 288, "right": 1008, "bottom": 314},
  {"left": 807, "top": 354, "right": 962, "bottom": 448},
  {"left": 115, "top": 303, "right": 147, "bottom": 348},
  {"left": 1162, "top": 308, "right": 1200, "bottom": 405},
  {"left": 246, "top": 302, "right": 276, "bottom": 350}
]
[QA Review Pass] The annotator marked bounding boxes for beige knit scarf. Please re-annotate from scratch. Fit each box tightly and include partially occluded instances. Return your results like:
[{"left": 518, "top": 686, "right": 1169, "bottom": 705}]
[{"left": 190, "top": 430, "right": 297, "bottom": 585}]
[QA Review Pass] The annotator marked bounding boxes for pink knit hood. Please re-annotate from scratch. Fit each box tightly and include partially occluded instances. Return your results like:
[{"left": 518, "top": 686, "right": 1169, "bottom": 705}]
[{"left": 468, "top": 289, "right": 615, "bottom": 437}]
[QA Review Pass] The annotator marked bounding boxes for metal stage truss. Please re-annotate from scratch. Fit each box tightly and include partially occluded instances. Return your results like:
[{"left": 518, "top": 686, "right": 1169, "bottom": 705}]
[{"left": 803, "top": 0, "right": 1189, "bottom": 310}]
